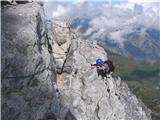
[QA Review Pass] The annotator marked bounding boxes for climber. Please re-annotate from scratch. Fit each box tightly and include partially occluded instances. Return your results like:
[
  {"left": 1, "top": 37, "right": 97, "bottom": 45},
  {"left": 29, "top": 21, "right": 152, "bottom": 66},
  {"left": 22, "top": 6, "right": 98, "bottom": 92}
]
[{"left": 91, "top": 58, "right": 115, "bottom": 79}]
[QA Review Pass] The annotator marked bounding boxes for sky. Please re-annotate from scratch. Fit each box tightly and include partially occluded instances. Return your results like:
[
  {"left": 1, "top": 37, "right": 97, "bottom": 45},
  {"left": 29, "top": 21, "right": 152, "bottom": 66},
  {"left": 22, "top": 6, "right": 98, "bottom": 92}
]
[
  {"left": 44, "top": 0, "right": 160, "bottom": 22},
  {"left": 44, "top": 0, "right": 160, "bottom": 46},
  {"left": 44, "top": 0, "right": 160, "bottom": 2},
  {"left": 44, "top": 0, "right": 160, "bottom": 15}
]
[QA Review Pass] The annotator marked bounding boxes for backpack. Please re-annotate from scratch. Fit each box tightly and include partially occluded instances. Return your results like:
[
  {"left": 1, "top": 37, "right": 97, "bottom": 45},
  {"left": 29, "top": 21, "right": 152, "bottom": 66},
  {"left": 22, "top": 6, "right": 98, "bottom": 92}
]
[{"left": 105, "top": 60, "right": 115, "bottom": 73}]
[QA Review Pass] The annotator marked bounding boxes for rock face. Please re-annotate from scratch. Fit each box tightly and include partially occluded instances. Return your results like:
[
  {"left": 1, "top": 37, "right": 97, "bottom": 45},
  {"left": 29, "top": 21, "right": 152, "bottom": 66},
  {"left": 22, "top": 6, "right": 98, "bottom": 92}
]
[
  {"left": 52, "top": 17, "right": 152, "bottom": 120},
  {"left": 1, "top": 0, "right": 31, "bottom": 6},
  {"left": 1, "top": 2, "right": 151, "bottom": 120},
  {"left": 1, "top": 2, "right": 58, "bottom": 120}
]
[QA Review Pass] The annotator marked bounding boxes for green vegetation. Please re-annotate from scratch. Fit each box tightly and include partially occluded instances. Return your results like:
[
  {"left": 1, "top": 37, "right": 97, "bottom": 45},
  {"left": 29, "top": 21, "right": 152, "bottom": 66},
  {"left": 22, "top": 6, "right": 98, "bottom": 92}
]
[{"left": 106, "top": 49, "right": 160, "bottom": 120}]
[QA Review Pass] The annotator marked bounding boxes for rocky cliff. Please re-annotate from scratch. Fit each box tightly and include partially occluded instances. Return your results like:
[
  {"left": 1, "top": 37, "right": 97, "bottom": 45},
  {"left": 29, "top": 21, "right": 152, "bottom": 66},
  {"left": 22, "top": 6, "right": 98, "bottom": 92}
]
[
  {"left": 2, "top": 2, "right": 58, "bottom": 120},
  {"left": 1, "top": 2, "right": 151, "bottom": 120}
]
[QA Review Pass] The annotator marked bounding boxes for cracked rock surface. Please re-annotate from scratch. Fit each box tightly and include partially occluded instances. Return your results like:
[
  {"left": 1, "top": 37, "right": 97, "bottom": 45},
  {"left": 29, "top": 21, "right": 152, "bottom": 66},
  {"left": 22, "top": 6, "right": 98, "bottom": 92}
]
[
  {"left": 52, "top": 17, "right": 152, "bottom": 120},
  {"left": 2, "top": 2, "right": 151, "bottom": 120},
  {"left": 1, "top": 3, "right": 58, "bottom": 120}
]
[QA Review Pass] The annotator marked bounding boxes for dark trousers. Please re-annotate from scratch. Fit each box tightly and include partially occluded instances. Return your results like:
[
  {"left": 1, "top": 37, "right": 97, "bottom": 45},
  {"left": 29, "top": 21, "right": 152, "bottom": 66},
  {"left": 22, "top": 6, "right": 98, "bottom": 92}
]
[{"left": 97, "top": 69, "right": 106, "bottom": 78}]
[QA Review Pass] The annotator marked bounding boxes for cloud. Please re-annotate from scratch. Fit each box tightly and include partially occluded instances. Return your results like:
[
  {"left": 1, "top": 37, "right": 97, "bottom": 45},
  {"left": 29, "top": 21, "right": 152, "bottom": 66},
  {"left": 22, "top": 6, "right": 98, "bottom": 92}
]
[
  {"left": 44, "top": 0, "right": 160, "bottom": 43},
  {"left": 43, "top": 0, "right": 73, "bottom": 2},
  {"left": 128, "top": 0, "right": 160, "bottom": 3},
  {"left": 52, "top": 5, "right": 68, "bottom": 18},
  {"left": 67, "top": 1, "right": 159, "bottom": 47},
  {"left": 75, "top": 0, "right": 86, "bottom": 3}
]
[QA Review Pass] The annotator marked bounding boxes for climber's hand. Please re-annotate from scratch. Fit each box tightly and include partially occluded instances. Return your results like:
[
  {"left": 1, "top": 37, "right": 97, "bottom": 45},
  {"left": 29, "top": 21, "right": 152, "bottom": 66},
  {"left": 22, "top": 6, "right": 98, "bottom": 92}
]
[{"left": 91, "top": 64, "right": 95, "bottom": 69}]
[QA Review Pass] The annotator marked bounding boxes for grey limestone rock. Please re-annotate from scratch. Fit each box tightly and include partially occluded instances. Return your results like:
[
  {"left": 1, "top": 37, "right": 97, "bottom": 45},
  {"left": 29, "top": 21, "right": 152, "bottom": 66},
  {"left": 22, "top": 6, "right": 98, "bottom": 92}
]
[
  {"left": 52, "top": 17, "right": 152, "bottom": 120},
  {"left": 1, "top": 2, "right": 152, "bottom": 120},
  {"left": 1, "top": 2, "right": 59, "bottom": 120}
]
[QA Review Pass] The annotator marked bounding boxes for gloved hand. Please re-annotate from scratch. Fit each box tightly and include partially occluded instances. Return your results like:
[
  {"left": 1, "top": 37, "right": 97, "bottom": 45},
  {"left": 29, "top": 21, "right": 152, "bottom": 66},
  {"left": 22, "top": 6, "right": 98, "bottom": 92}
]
[{"left": 91, "top": 64, "right": 95, "bottom": 69}]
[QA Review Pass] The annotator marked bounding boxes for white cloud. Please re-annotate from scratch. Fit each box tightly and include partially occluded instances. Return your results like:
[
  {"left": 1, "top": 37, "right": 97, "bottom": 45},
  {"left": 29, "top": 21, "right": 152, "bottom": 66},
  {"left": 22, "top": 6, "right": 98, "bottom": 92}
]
[
  {"left": 71, "top": 1, "right": 160, "bottom": 46},
  {"left": 84, "top": 28, "right": 94, "bottom": 36},
  {"left": 128, "top": 0, "right": 160, "bottom": 3},
  {"left": 52, "top": 5, "right": 67, "bottom": 18},
  {"left": 108, "top": 30, "right": 129, "bottom": 47},
  {"left": 75, "top": 0, "right": 86, "bottom": 3},
  {"left": 44, "top": 0, "right": 160, "bottom": 45},
  {"left": 44, "top": 0, "right": 72, "bottom": 2}
]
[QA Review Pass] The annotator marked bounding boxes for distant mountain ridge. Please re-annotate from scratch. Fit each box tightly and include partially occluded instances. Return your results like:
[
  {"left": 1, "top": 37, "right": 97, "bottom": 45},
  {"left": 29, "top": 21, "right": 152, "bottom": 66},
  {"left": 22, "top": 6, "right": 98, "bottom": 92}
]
[
  {"left": 71, "top": 17, "right": 160, "bottom": 60},
  {"left": 2, "top": 2, "right": 152, "bottom": 119},
  {"left": 43, "top": 1, "right": 160, "bottom": 60}
]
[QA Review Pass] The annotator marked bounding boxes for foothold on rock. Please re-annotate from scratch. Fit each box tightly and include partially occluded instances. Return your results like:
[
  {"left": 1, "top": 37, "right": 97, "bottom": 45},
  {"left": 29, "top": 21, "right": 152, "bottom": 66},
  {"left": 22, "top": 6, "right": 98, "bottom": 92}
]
[
  {"left": 65, "top": 110, "right": 76, "bottom": 120},
  {"left": 44, "top": 113, "right": 57, "bottom": 120},
  {"left": 107, "top": 88, "right": 110, "bottom": 93}
]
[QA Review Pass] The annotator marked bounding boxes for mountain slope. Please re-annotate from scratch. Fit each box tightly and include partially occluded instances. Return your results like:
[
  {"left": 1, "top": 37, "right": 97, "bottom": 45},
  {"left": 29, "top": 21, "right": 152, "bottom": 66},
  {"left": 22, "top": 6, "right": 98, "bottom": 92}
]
[
  {"left": 43, "top": 1, "right": 160, "bottom": 60},
  {"left": 69, "top": 2, "right": 160, "bottom": 60},
  {"left": 106, "top": 49, "right": 160, "bottom": 120},
  {"left": 1, "top": 2, "right": 152, "bottom": 120},
  {"left": 51, "top": 17, "right": 152, "bottom": 120},
  {"left": 71, "top": 17, "right": 160, "bottom": 60}
]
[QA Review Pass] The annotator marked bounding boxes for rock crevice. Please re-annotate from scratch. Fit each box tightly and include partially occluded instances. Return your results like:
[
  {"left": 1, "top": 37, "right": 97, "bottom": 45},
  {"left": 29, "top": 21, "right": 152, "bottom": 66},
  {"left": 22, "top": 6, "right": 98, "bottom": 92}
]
[{"left": 2, "top": 2, "right": 59, "bottom": 120}]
